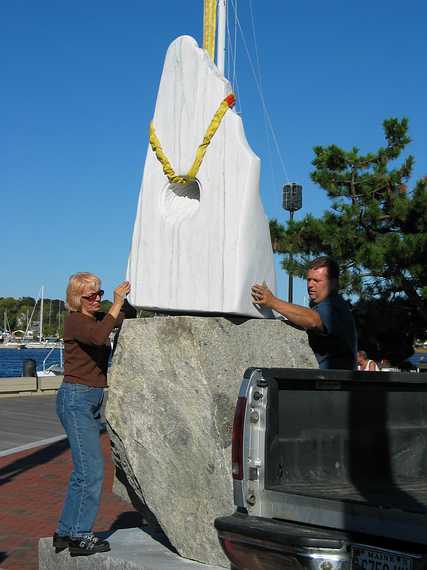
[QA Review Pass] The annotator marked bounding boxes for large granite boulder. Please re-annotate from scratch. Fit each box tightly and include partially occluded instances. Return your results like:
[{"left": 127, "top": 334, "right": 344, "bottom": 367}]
[{"left": 106, "top": 316, "right": 316, "bottom": 567}]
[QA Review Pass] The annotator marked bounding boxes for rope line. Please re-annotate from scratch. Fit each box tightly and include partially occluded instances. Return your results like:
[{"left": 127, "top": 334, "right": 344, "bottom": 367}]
[
  {"left": 226, "top": 6, "right": 243, "bottom": 115},
  {"left": 249, "top": 0, "right": 278, "bottom": 192},
  {"left": 229, "top": 0, "right": 290, "bottom": 184}
]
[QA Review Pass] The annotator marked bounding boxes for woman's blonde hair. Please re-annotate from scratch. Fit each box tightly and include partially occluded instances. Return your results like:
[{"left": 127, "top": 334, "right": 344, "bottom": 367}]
[{"left": 66, "top": 272, "right": 101, "bottom": 312}]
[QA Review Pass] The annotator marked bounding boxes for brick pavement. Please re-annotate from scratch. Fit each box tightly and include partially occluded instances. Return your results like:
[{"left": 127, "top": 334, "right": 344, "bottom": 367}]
[{"left": 0, "top": 432, "right": 141, "bottom": 570}]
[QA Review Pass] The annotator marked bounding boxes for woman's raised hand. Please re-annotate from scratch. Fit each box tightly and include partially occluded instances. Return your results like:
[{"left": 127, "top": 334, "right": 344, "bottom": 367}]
[{"left": 114, "top": 281, "right": 131, "bottom": 305}]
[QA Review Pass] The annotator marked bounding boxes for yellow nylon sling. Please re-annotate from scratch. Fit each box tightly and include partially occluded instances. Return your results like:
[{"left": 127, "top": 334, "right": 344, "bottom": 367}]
[{"left": 149, "top": 93, "right": 236, "bottom": 185}]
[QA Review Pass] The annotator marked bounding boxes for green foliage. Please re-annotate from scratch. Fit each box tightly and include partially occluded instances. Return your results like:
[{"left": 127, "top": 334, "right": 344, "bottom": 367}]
[
  {"left": 271, "top": 117, "right": 427, "bottom": 355},
  {"left": 0, "top": 296, "right": 144, "bottom": 337},
  {"left": 354, "top": 297, "right": 423, "bottom": 365},
  {"left": 0, "top": 297, "right": 66, "bottom": 337},
  {"left": 100, "top": 300, "right": 112, "bottom": 313}
]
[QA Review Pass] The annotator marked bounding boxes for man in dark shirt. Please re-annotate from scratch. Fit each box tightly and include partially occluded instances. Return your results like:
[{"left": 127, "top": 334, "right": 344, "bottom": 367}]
[{"left": 251, "top": 256, "right": 357, "bottom": 369}]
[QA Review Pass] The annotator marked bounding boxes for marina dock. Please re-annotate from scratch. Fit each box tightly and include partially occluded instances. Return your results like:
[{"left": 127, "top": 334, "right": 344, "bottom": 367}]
[{"left": 0, "top": 375, "right": 62, "bottom": 400}]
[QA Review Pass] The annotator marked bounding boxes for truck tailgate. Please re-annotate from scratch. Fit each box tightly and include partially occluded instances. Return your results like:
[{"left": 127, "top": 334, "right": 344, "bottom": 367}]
[{"left": 235, "top": 368, "right": 427, "bottom": 545}]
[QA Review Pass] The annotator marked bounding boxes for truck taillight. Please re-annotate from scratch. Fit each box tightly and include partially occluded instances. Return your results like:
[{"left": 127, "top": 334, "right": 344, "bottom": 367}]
[{"left": 232, "top": 396, "right": 246, "bottom": 480}]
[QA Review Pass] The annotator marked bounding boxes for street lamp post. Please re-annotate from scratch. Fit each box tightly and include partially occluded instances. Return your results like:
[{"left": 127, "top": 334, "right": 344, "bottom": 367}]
[{"left": 283, "top": 183, "right": 303, "bottom": 303}]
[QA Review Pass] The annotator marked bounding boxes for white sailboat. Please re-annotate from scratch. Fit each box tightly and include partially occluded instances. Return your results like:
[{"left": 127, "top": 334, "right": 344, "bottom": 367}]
[
  {"left": 24, "top": 286, "right": 63, "bottom": 349},
  {"left": 0, "top": 311, "right": 27, "bottom": 348},
  {"left": 37, "top": 345, "right": 64, "bottom": 377},
  {"left": 24, "top": 286, "right": 47, "bottom": 348}
]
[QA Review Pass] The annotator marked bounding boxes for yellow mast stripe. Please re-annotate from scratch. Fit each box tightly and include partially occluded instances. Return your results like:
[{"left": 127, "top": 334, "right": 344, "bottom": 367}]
[{"left": 203, "top": 0, "right": 217, "bottom": 61}]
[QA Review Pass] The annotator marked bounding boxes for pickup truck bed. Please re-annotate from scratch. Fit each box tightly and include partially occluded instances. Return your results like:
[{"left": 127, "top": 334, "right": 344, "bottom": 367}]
[{"left": 216, "top": 368, "right": 427, "bottom": 570}]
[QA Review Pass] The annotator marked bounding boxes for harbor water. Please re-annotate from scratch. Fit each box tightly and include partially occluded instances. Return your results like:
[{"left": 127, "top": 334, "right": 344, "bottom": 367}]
[
  {"left": 0, "top": 347, "right": 425, "bottom": 378},
  {"left": 0, "top": 348, "right": 62, "bottom": 378}
]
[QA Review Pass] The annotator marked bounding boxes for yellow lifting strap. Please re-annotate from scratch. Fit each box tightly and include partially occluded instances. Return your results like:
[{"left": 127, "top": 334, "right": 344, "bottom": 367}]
[
  {"left": 149, "top": 93, "right": 236, "bottom": 185},
  {"left": 203, "top": 0, "right": 217, "bottom": 61}
]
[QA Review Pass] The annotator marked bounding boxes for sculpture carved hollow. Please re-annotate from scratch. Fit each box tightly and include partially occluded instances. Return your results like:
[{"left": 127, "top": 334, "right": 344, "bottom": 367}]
[{"left": 160, "top": 177, "right": 201, "bottom": 220}]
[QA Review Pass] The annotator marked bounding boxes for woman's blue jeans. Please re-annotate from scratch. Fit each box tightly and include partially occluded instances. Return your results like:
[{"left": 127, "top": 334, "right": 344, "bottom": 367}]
[{"left": 55, "top": 382, "right": 105, "bottom": 538}]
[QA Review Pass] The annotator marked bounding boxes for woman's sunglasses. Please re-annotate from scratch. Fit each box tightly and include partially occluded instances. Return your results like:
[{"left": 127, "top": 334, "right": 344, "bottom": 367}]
[{"left": 81, "top": 289, "right": 104, "bottom": 303}]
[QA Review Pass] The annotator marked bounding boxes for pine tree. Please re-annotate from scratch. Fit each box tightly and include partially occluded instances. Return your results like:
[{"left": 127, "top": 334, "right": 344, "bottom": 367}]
[{"left": 271, "top": 118, "right": 427, "bottom": 357}]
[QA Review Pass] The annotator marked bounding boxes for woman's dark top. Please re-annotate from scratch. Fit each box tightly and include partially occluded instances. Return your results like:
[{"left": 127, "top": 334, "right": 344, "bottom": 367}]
[{"left": 63, "top": 301, "right": 136, "bottom": 387}]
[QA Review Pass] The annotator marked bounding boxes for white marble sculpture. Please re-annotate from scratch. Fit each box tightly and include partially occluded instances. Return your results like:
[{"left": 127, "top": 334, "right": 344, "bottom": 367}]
[{"left": 127, "top": 35, "right": 276, "bottom": 318}]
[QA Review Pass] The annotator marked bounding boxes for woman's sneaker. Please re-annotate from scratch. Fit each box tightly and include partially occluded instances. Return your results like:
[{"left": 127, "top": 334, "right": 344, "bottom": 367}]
[{"left": 68, "top": 534, "right": 110, "bottom": 557}]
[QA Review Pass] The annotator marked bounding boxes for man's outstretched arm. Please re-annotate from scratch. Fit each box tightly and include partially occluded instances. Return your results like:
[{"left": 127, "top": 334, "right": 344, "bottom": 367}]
[{"left": 251, "top": 283, "right": 323, "bottom": 332}]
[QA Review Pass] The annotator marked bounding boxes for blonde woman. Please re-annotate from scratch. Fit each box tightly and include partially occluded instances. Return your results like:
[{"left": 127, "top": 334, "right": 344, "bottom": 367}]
[{"left": 53, "top": 272, "right": 135, "bottom": 557}]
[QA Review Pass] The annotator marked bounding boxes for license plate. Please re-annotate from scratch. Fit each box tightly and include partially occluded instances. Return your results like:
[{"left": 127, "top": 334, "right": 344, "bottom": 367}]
[{"left": 352, "top": 546, "right": 415, "bottom": 570}]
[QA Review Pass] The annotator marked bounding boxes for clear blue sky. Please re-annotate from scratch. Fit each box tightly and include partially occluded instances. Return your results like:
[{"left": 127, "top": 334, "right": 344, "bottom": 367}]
[{"left": 2, "top": 0, "right": 426, "bottom": 305}]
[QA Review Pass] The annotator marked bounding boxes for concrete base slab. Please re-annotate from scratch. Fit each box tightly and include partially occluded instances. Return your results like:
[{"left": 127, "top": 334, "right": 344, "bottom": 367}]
[{"left": 39, "top": 528, "right": 225, "bottom": 569}]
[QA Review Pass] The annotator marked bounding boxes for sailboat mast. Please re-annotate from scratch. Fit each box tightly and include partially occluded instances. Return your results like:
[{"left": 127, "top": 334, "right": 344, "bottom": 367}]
[
  {"left": 40, "top": 286, "right": 44, "bottom": 342},
  {"left": 57, "top": 299, "right": 62, "bottom": 337},
  {"left": 217, "top": 0, "right": 226, "bottom": 74},
  {"left": 203, "top": 0, "right": 226, "bottom": 74}
]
